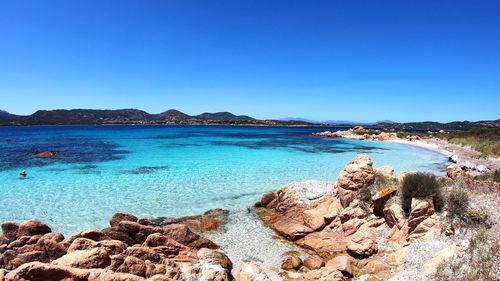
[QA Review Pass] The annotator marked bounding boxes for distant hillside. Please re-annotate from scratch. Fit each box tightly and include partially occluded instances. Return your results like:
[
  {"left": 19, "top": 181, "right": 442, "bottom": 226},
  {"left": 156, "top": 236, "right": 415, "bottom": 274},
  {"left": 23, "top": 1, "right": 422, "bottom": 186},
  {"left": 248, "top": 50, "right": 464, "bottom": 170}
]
[
  {"left": 0, "top": 108, "right": 498, "bottom": 130},
  {"left": 195, "top": 112, "right": 254, "bottom": 121},
  {"left": 373, "top": 120, "right": 500, "bottom": 131}
]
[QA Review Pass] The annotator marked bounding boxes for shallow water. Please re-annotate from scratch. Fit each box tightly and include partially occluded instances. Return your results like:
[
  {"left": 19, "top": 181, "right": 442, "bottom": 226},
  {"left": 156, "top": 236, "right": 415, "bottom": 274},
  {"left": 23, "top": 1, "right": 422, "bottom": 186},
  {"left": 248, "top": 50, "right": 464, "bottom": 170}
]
[{"left": 0, "top": 125, "right": 447, "bottom": 235}]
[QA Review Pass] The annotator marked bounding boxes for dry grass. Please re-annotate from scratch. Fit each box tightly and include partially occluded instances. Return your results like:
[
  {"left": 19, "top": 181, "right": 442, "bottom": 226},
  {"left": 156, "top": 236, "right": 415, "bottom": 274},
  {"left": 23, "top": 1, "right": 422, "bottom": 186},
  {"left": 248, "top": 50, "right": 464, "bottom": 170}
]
[{"left": 435, "top": 229, "right": 500, "bottom": 281}]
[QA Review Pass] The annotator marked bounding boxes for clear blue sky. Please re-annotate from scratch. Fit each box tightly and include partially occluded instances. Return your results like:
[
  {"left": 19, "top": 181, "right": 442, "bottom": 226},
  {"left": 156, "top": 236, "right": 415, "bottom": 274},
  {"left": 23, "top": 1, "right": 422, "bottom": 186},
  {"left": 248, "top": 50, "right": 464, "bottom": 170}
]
[{"left": 0, "top": 0, "right": 499, "bottom": 122}]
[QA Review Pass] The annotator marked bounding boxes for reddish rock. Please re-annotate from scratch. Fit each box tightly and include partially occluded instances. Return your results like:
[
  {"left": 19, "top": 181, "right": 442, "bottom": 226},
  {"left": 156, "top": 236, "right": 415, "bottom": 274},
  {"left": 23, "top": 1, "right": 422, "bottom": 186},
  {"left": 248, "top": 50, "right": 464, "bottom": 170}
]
[
  {"left": 281, "top": 254, "right": 302, "bottom": 270},
  {"left": 5, "top": 261, "right": 89, "bottom": 281},
  {"left": 115, "top": 256, "right": 146, "bottom": 277},
  {"left": 296, "top": 231, "right": 347, "bottom": 259},
  {"left": 1, "top": 221, "right": 19, "bottom": 241},
  {"left": 336, "top": 154, "right": 375, "bottom": 206},
  {"left": 199, "top": 217, "right": 220, "bottom": 231},
  {"left": 161, "top": 224, "right": 200, "bottom": 246},
  {"left": 109, "top": 213, "right": 138, "bottom": 227},
  {"left": 123, "top": 246, "right": 161, "bottom": 263},
  {"left": 33, "top": 150, "right": 58, "bottom": 158},
  {"left": 326, "top": 255, "right": 352, "bottom": 277},
  {"left": 294, "top": 266, "right": 346, "bottom": 281},
  {"left": 303, "top": 255, "right": 324, "bottom": 270},
  {"left": 383, "top": 204, "right": 406, "bottom": 229},
  {"left": 52, "top": 248, "right": 111, "bottom": 269},
  {"left": 273, "top": 218, "right": 313, "bottom": 240},
  {"left": 17, "top": 220, "right": 51, "bottom": 238},
  {"left": 346, "top": 225, "right": 377, "bottom": 258},
  {"left": 260, "top": 192, "right": 277, "bottom": 208}
]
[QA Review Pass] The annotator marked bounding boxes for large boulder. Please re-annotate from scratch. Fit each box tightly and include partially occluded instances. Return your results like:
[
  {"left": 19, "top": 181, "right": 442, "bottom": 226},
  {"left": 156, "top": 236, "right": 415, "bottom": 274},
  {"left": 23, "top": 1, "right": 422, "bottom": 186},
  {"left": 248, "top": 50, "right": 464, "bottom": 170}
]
[
  {"left": 407, "top": 198, "right": 440, "bottom": 241},
  {"left": 5, "top": 261, "right": 89, "bottom": 281},
  {"left": 346, "top": 225, "right": 377, "bottom": 258},
  {"left": 52, "top": 248, "right": 111, "bottom": 269},
  {"left": 336, "top": 154, "right": 375, "bottom": 206},
  {"left": 274, "top": 180, "right": 333, "bottom": 212},
  {"left": 272, "top": 218, "right": 313, "bottom": 240},
  {"left": 17, "top": 220, "right": 51, "bottom": 238},
  {"left": 296, "top": 231, "right": 347, "bottom": 259}
]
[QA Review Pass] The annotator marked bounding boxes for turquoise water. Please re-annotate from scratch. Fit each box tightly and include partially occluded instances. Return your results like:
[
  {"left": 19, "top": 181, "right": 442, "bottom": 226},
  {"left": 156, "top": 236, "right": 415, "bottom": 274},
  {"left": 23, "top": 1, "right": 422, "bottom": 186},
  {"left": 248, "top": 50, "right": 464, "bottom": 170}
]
[{"left": 0, "top": 125, "right": 447, "bottom": 235}]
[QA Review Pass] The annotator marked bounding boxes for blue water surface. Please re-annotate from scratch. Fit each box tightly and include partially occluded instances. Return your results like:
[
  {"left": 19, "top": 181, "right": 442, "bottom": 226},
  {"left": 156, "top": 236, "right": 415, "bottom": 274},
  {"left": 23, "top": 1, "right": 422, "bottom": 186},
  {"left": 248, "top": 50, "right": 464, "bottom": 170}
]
[{"left": 0, "top": 125, "right": 447, "bottom": 234}]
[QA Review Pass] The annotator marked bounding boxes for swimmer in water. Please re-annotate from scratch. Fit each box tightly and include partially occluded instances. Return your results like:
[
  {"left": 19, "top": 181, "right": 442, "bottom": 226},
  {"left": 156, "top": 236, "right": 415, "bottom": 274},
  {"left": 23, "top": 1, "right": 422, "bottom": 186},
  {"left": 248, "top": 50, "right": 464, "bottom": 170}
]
[{"left": 20, "top": 170, "right": 27, "bottom": 177}]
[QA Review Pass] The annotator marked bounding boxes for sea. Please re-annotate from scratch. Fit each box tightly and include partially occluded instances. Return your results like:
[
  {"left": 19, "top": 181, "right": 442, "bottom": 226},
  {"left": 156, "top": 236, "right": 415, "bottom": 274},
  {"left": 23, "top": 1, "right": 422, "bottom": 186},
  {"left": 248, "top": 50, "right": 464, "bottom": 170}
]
[{"left": 0, "top": 125, "right": 448, "bottom": 235}]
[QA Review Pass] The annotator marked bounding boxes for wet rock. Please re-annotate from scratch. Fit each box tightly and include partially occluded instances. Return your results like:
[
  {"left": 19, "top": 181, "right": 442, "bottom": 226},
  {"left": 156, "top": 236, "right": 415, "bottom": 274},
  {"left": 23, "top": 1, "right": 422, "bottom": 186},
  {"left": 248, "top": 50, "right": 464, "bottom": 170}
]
[
  {"left": 259, "top": 192, "right": 277, "bottom": 208},
  {"left": 303, "top": 255, "right": 324, "bottom": 270},
  {"left": 1, "top": 222, "right": 19, "bottom": 241},
  {"left": 17, "top": 220, "right": 51, "bottom": 238},
  {"left": 33, "top": 150, "right": 58, "bottom": 157},
  {"left": 281, "top": 254, "right": 302, "bottom": 270},
  {"left": 236, "top": 262, "right": 271, "bottom": 281},
  {"left": 110, "top": 213, "right": 139, "bottom": 227}
]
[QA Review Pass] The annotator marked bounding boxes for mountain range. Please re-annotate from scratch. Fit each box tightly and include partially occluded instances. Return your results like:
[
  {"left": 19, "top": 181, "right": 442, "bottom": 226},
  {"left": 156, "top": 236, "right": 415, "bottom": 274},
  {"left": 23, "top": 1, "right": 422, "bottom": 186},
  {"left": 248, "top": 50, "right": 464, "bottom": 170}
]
[{"left": 0, "top": 108, "right": 499, "bottom": 131}]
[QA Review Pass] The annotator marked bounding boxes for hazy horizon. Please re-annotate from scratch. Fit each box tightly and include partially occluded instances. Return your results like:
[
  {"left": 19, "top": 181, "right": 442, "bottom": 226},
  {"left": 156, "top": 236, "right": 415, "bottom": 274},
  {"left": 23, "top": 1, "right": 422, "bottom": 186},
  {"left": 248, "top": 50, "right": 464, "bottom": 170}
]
[{"left": 1, "top": 0, "right": 499, "bottom": 122}]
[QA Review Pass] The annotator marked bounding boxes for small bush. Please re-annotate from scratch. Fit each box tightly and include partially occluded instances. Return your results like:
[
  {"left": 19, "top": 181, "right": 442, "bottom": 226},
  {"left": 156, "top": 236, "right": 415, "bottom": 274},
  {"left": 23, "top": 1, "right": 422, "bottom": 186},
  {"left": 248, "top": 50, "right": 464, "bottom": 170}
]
[
  {"left": 446, "top": 188, "right": 469, "bottom": 222},
  {"left": 355, "top": 185, "right": 372, "bottom": 211},
  {"left": 401, "top": 172, "right": 444, "bottom": 213}
]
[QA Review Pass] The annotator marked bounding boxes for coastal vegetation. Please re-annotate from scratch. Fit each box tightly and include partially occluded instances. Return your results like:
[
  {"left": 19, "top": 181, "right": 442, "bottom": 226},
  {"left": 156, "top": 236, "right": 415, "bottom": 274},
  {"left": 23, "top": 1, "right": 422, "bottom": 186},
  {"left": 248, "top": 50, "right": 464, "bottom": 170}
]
[
  {"left": 438, "top": 128, "right": 500, "bottom": 157},
  {"left": 400, "top": 172, "right": 444, "bottom": 213}
]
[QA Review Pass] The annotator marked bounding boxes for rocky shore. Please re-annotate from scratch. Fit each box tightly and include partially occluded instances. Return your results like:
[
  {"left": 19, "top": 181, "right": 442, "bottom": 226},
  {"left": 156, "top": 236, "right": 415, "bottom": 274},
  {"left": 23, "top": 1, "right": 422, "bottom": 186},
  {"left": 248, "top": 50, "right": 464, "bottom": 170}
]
[
  {"left": 313, "top": 126, "right": 500, "bottom": 176},
  {"left": 1, "top": 153, "right": 498, "bottom": 280}
]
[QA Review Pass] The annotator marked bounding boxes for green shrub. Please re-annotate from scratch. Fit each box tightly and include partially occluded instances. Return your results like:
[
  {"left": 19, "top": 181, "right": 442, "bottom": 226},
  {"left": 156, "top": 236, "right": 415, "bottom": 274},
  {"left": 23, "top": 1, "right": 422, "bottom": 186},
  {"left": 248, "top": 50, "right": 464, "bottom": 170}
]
[
  {"left": 401, "top": 172, "right": 444, "bottom": 213},
  {"left": 446, "top": 188, "right": 469, "bottom": 222}
]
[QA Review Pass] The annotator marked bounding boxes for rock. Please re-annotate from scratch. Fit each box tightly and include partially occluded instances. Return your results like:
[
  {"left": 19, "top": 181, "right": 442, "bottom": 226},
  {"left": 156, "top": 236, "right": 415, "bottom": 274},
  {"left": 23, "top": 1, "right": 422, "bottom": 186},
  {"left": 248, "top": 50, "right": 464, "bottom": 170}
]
[
  {"left": 161, "top": 224, "right": 200, "bottom": 246},
  {"left": 197, "top": 248, "right": 232, "bottom": 271},
  {"left": 5, "top": 261, "right": 89, "bottom": 281},
  {"left": 346, "top": 225, "right": 377, "bottom": 258},
  {"left": 303, "top": 209, "right": 326, "bottom": 231},
  {"left": 336, "top": 154, "right": 375, "bottom": 206},
  {"left": 385, "top": 247, "right": 408, "bottom": 266},
  {"left": 33, "top": 150, "right": 58, "bottom": 157},
  {"left": 421, "top": 244, "right": 457, "bottom": 274},
  {"left": 376, "top": 165, "right": 395, "bottom": 178},
  {"left": 383, "top": 204, "right": 406, "bottom": 229},
  {"left": 376, "top": 132, "right": 398, "bottom": 141},
  {"left": 406, "top": 198, "right": 440, "bottom": 241},
  {"left": 259, "top": 192, "right": 277, "bottom": 208},
  {"left": 52, "top": 248, "right": 111, "bottom": 269},
  {"left": 110, "top": 213, "right": 138, "bottom": 227},
  {"left": 296, "top": 231, "right": 347, "bottom": 259},
  {"left": 115, "top": 256, "right": 146, "bottom": 277},
  {"left": 281, "top": 254, "right": 302, "bottom": 270},
  {"left": 1, "top": 221, "right": 19, "bottom": 241},
  {"left": 274, "top": 180, "right": 333, "bottom": 212},
  {"left": 17, "top": 219, "right": 51, "bottom": 238},
  {"left": 396, "top": 172, "right": 416, "bottom": 183},
  {"left": 236, "top": 262, "right": 271, "bottom": 281},
  {"left": 326, "top": 255, "right": 352, "bottom": 277},
  {"left": 371, "top": 187, "right": 396, "bottom": 213},
  {"left": 273, "top": 218, "right": 313, "bottom": 240},
  {"left": 303, "top": 255, "right": 324, "bottom": 270},
  {"left": 294, "top": 266, "right": 346, "bottom": 281},
  {"left": 446, "top": 164, "right": 464, "bottom": 179}
]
